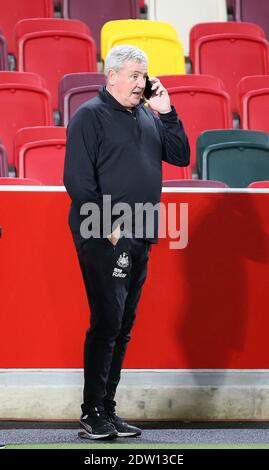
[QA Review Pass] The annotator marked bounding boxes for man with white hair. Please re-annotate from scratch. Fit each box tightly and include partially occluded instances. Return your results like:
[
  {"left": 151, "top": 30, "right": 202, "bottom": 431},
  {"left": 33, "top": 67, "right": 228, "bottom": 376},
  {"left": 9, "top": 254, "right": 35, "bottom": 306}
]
[{"left": 64, "top": 45, "right": 190, "bottom": 440}]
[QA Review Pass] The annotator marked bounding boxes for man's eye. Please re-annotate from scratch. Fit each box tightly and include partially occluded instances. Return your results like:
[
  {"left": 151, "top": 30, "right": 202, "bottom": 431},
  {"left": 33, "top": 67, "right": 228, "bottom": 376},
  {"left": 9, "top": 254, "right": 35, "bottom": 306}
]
[{"left": 132, "top": 75, "right": 138, "bottom": 80}]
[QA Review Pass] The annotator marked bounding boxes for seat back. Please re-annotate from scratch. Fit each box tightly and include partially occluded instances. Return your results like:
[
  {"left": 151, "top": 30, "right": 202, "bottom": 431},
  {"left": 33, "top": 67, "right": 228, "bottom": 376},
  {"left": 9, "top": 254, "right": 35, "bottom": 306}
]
[
  {"left": 191, "top": 25, "right": 269, "bottom": 111},
  {"left": 162, "top": 76, "right": 232, "bottom": 169},
  {"left": 63, "top": 0, "right": 139, "bottom": 57},
  {"left": 159, "top": 73, "right": 225, "bottom": 91},
  {"left": 0, "top": 71, "right": 48, "bottom": 88},
  {"left": 15, "top": 127, "right": 66, "bottom": 185},
  {"left": 202, "top": 142, "right": 269, "bottom": 187},
  {"left": 59, "top": 72, "right": 105, "bottom": 125},
  {"left": 62, "top": 84, "right": 104, "bottom": 126},
  {"left": 238, "top": 75, "right": 269, "bottom": 132},
  {"left": 197, "top": 129, "right": 269, "bottom": 176},
  {"left": 146, "top": 0, "right": 227, "bottom": 56},
  {"left": 101, "top": 20, "right": 184, "bottom": 75},
  {"left": 0, "top": 72, "right": 53, "bottom": 166},
  {"left": 101, "top": 19, "right": 179, "bottom": 58},
  {"left": 0, "top": 142, "right": 8, "bottom": 176},
  {"left": 162, "top": 178, "right": 229, "bottom": 187},
  {"left": 15, "top": 18, "right": 92, "bottom": 38},
  {"left": 198, "top": 129, "right": 269, "bottom": 187},
  {"left": 235, "top": 0, "right": 269, "bottom": 39},
  {"left": 60, "top": 72, "right": 105, "bottom": 95},
  {"left": 0, "top": 0, "right": 53, "bottom": 55},
  {"left": 190, "top": 21, "right": 266, "bottom": 63},
  {"left": 15, "top": 18, "right": 97, "bottom": 111}
]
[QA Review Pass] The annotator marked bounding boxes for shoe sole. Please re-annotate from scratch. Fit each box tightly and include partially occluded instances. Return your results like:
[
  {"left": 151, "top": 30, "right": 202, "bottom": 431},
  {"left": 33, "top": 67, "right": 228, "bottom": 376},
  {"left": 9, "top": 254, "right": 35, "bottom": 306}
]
[
  {"left": 117, "top": 431, "right": 141, "bottom": 437},
  {"left": 78, "top": 430, "right": 118, "bottom": 440}
]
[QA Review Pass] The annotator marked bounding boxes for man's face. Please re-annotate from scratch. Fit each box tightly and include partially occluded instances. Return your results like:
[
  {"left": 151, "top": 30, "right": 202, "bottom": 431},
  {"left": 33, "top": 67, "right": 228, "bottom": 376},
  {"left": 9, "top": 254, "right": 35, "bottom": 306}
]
[{"left": 108, "top": 60, "right": 148, "bottom": 109}]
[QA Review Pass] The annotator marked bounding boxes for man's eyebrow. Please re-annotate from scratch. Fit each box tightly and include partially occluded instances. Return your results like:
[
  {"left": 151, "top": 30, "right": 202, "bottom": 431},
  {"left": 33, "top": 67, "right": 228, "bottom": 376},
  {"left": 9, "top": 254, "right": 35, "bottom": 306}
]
[{"left": 130, "top": 71, "right": 146, "bottom": 75}]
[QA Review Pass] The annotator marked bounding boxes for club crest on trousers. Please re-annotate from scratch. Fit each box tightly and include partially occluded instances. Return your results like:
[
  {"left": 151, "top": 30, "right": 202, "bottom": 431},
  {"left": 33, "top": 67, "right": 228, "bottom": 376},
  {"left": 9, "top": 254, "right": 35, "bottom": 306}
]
[{"left": 116, "top": 252, "right": 129, "bottom": 268}]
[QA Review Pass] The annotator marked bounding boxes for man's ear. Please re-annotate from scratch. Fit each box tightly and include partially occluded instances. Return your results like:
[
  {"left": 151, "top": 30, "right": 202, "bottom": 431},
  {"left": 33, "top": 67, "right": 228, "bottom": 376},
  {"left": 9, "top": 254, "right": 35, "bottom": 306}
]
[{"left": 107, "top": 69, "right": 117, "bottom": 86}]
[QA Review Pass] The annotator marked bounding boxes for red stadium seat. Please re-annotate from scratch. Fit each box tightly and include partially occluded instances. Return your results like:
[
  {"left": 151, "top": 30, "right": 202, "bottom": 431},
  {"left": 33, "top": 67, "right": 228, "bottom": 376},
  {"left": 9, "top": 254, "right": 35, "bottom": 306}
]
[
  {"left": 0, "top": 177, "right": 43, "bottom": 185},
  {"left": 190, "top": 21, "right": 266, "bottom": 64},
  {"left": 248, "top": 180, "right": 269, "bottom": 188},
  {"left": 15, "top": 17, "right": 92, "bottom": 39},
  {"left": 0, "top": 70, "right": 48, "bottom": 88},
  {"left": 238, "top": 75, "right": 269, "bottom": 132},
  {"left": 15, "top": 18, "right": 97, "bottom": 111},
  {"left": 0, "top": 0, "right": 53, "bottom": 55},
  {"left": 158, "top": 74, "right": 232, "bottom": 170},
  {"left": 159, "top": 74, "right": 225, "bottom": 91},
  {"left": 190, "top": 22, "right": 269, "bottom": 111},
  {"left": 15, "top": 127, "right": 66, "bottom": 185},
  {"left": 0, "top": 72, "right": 53, "bottom": 166}
]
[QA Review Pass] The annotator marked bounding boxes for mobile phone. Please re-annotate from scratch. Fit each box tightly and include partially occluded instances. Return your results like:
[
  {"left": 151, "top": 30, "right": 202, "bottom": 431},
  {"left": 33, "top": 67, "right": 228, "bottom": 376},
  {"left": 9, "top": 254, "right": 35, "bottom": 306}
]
[{"left": 144, "top": 76, "right": 154, "bottom": 99}]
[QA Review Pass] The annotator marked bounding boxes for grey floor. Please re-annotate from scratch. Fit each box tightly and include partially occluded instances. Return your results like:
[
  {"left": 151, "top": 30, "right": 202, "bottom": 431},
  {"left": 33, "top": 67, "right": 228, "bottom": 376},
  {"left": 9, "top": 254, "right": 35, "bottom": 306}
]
[{"left": 1, "top": 421, "right": 269, "bottom": 445}]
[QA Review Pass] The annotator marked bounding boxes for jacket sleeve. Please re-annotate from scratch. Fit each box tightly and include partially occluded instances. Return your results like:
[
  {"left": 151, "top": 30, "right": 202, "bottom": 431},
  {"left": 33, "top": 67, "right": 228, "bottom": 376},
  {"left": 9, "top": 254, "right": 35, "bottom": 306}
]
[
  {"left": 156, "top": 106, "right": 190, "bottom": 166},
  {"left": 63, "top": 107, "right": 102, "bottom": 209}
]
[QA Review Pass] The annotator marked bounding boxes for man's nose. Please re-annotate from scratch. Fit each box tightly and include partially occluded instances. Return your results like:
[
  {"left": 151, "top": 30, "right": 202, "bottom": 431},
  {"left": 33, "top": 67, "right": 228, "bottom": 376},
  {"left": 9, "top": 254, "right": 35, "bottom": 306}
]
[{"left": 138, "top": 76, "right": 146, "bottom": 88}]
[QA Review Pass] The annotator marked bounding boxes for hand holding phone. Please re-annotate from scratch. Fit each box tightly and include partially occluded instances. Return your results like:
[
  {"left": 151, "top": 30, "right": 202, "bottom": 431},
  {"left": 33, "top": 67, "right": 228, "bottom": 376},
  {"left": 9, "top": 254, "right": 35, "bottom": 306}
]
[{"left": 143, "top": 77, "right": 172, "bottom": 114}]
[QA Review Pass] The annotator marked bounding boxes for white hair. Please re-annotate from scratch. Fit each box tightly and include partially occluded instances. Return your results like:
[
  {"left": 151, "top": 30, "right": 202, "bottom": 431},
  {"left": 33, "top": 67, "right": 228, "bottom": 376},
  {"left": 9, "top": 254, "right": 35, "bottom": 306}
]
[{"left": 104, "top": 45, "right": 148, "bottom": 78}]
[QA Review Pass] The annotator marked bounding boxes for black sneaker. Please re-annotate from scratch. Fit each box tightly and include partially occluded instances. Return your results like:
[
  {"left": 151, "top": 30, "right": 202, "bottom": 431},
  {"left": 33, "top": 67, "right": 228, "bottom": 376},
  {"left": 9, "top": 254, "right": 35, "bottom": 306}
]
[
  {"left": 79, "top": 407, "right": 118, "bottom": 440},
  {"left": 107, "top": 412, "right": 142, "bottom": 437}
]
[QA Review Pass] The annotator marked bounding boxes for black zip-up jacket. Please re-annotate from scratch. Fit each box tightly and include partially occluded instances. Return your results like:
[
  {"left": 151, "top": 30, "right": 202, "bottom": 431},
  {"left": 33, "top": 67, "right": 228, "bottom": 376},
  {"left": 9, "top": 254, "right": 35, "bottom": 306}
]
[{"left": 64, "top": 87, "right": 190, "bottom": 247}]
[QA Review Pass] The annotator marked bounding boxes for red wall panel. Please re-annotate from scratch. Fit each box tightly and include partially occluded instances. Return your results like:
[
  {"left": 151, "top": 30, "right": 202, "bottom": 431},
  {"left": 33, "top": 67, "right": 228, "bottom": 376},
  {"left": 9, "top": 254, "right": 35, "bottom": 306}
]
[{"left": 1, "top": 189, "right": 269, "bottom": 368}]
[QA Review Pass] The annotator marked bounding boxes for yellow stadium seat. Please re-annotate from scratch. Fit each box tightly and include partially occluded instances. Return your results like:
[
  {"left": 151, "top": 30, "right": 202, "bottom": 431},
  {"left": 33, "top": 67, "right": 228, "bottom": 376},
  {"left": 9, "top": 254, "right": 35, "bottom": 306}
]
[{"left": 101, "top": 19, "right": 185, "bottom": 75}]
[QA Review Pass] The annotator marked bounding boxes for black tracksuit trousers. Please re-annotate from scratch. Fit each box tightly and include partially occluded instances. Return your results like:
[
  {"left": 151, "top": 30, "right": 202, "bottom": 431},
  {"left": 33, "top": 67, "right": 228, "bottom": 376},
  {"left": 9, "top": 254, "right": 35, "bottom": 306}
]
[{"left": 77, "top": 237, "right": 150, "bottom": 414}]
